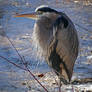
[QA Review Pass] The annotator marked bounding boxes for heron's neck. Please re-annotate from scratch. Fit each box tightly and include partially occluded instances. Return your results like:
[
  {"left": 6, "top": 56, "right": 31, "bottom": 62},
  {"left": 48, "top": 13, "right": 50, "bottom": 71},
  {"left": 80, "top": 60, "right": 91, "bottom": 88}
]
[
  {"left": 37, "top": 16, "right": 53, "bottom": 29},
  {"left": 34, "top": 17, "right": 53, "bottom": 49}
]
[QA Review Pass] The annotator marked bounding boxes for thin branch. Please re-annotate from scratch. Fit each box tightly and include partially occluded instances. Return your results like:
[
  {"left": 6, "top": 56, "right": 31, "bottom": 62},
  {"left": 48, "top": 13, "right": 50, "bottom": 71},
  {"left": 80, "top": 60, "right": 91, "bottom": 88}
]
[
  {"left": 22, "top": 56, "right": 49, "bottom": 92},
  {"left": 26, "top": 66, "right": 48, "bottom": 92},
  {"left": 0, "top": 55, "right": 49, "bottom": 92},
  {"left": 5, "top": 35, "right": 25, "bottom": 63},
  {"left": 3, "top": 33, "right": 49, "bottom": 92},
  {"left": 0, "top": 55, "right": 27, "bottom": 71}
]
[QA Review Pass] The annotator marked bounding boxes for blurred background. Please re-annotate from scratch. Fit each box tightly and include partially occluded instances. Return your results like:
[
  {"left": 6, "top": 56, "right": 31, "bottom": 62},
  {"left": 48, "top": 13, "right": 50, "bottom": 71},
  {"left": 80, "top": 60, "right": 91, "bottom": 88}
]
[{"left": 0, "top": 0, "right": 92, "bottom": 92}]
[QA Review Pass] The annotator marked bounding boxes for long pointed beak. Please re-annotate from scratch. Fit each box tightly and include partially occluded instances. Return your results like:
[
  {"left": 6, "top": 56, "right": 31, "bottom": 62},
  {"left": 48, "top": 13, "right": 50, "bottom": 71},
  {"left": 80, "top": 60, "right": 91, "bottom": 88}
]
[{"left": 14, "top": 12, "right": 37, "bottom": 20}]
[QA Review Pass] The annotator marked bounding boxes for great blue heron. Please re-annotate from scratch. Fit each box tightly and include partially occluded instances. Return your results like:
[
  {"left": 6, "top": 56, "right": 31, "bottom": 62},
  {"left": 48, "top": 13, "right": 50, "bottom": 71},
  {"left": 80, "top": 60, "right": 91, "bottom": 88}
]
[{"left": 15, "top": 5, "right": 79, "bottom": 87}]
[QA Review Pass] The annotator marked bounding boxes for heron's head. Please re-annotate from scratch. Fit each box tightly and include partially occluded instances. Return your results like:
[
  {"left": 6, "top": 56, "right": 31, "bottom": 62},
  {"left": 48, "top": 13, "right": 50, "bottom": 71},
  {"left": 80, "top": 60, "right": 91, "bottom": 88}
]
[{"left": 15, "top": 5, "right": 59, "bottom": 20}]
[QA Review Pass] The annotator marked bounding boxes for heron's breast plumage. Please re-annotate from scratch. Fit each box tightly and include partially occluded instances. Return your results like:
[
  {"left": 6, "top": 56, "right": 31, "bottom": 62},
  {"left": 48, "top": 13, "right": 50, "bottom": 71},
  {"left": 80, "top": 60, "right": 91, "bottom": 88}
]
[{"left": 33, "top": 17, "right": 54, "bottom": 57}]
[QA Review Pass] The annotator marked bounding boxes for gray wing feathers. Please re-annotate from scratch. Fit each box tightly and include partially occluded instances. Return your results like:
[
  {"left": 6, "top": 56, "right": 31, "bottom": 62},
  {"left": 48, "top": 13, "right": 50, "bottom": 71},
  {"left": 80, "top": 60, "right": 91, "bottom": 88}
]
[{"left": 53, "top": 15, "right": 79, "bottom": 79}]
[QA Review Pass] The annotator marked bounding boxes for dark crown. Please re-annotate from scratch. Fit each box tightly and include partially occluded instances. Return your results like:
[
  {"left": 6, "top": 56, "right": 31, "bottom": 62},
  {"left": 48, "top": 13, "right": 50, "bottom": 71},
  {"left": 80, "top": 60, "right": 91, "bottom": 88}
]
[{"left": 36, "top": 6, "right": 58, "bottom": 13}]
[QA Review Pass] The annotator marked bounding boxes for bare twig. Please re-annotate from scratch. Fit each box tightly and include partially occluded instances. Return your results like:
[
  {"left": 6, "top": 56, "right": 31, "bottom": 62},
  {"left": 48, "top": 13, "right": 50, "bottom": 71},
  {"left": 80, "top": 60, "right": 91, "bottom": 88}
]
[
  {"left": 5, "top": 35, "right": 25, "bottom": 63},
  {"left": 0, "top": 55, "right": 27, "bottom": 71},
  {"left": 0, "top": 55, "right": 48, "bottom": 92},
  {"left": 3, "top": 33, "right": 49, "bottom": 92},
  {"left": 22, "top": 56, "right": 49, "bottom": 92}
]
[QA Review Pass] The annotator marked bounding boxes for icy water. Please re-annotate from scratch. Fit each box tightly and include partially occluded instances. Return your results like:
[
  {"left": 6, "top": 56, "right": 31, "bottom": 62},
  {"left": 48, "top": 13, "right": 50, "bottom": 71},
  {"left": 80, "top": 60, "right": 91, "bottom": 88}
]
[{"left": 0, "top": 0, "right": 92, "bottom": 92}]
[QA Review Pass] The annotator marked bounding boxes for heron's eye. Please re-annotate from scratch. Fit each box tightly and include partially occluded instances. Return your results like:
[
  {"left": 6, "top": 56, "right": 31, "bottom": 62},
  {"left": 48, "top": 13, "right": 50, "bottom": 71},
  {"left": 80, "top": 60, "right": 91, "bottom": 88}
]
[{"left": 37, "top": 11, "right": 43, "bottom": 15}]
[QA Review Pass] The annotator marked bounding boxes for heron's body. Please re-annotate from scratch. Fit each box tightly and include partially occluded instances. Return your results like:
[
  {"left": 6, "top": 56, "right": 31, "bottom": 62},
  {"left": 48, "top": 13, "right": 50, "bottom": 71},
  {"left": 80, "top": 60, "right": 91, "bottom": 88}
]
[
  {"left": 34, "top": 11, "right": 79, "bottom": 83},
  {"left": 15, "top": 5, "right": 79, "bottom": 84}
]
